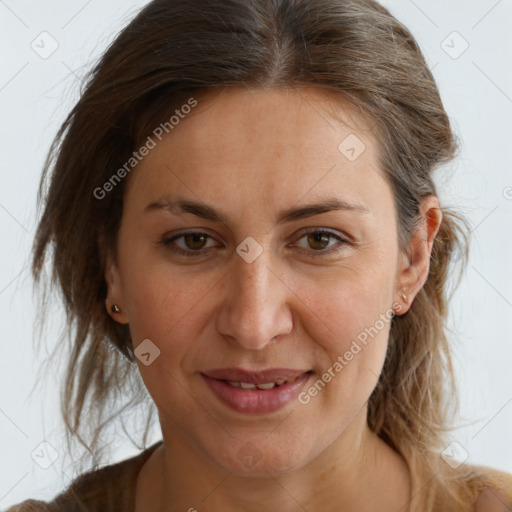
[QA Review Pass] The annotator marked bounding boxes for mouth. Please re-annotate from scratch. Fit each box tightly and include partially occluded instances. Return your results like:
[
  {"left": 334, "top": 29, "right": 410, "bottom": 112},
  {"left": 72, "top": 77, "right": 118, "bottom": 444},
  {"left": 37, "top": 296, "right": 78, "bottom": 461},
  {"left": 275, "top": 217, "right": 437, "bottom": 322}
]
[
  {"left": 221, "top": 373, "right": 306, "bottom": 390},
  {"left": 202, "top": 367, "right": 313, "bottom": 384},
  {"left": 201, "top": 368, "right": 313, "bottom": 414}
]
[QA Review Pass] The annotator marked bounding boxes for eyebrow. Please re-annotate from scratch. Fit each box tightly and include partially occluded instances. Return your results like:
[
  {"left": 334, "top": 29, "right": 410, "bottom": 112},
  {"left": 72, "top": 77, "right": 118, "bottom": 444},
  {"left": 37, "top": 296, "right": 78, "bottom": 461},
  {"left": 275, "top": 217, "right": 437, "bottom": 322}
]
[{"left": 144, "top": 196, "right": 370, "bottom": 224}]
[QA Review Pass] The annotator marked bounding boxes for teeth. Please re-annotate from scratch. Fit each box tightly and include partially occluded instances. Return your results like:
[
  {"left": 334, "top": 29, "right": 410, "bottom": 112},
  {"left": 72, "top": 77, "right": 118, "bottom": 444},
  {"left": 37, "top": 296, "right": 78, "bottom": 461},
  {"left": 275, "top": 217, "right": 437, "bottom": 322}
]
[
  {"left": 255, "top": 382, "right": 276, "bottom": 390},
  {"left": 225, "top": 375, "right": 303, "bottom": 390}
]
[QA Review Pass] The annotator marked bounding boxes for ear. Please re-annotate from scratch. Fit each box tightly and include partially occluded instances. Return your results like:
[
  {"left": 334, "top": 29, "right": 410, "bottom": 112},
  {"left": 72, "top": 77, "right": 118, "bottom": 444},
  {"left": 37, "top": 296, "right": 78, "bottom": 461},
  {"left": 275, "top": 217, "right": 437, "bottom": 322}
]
[
  {"left": 393, "top": 195, "right": 443, "bottom": 315},
  {"left": 105, "top": 251, "right": 130, "bottom": 325}
]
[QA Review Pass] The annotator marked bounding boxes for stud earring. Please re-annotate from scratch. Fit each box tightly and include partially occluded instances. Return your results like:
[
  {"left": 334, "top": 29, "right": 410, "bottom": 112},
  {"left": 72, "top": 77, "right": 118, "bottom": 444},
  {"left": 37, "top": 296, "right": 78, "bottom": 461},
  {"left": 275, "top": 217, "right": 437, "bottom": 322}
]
[
  {"left": 106, "top": 299, "right": 121, "bottom": 314},
  {"left": 401, "top": 290, "right": 409, "bottom": 304}
]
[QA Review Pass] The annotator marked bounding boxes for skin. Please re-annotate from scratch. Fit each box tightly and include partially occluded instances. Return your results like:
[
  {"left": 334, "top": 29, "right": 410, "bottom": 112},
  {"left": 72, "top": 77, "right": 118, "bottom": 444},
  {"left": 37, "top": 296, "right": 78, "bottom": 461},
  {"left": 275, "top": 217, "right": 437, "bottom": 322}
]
[{"left": 105, "top": 86, "right": 442, "bottom": 511}]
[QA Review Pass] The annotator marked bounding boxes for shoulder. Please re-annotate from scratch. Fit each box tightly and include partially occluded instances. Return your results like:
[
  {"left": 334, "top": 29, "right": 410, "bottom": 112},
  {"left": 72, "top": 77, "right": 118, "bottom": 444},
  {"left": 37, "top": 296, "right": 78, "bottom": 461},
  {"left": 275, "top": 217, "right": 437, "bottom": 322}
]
[
  {"left": 3, "top": 441, "right": 163, "bottom": 512},
  {"left": 472, "top": 465, "right": 512, "bottom": 512},
  {"left": 3, "top": 499, "right": 51, "bottom": 511},
  {"left": 440, "top": 462, "right": 512, "bottom": 512},
  {"left": 418, "top": 457, "right": 512, "bottom": 512}
]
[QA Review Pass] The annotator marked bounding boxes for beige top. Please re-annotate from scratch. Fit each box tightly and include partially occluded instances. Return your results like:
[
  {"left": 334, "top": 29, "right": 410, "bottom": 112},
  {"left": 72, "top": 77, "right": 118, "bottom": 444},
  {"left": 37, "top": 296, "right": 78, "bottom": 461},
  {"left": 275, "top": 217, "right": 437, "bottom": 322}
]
[{"left": 5, "top": 440, "right": 512, "bottom": 511}]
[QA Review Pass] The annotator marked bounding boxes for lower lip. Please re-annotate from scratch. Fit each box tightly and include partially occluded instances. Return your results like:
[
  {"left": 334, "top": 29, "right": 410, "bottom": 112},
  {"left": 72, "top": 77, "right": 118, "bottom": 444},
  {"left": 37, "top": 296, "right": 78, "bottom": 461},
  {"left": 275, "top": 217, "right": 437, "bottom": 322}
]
[{"left": 201, "top": 372, "right": 312, "bottom": 414}]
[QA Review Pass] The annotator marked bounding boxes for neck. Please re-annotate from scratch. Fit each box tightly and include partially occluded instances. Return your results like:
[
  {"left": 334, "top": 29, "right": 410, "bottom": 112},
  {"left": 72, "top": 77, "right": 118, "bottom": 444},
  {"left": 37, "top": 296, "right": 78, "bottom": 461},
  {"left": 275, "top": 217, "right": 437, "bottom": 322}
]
[{"left": 136, "top": 408, "right": 411, "bottom": 512}]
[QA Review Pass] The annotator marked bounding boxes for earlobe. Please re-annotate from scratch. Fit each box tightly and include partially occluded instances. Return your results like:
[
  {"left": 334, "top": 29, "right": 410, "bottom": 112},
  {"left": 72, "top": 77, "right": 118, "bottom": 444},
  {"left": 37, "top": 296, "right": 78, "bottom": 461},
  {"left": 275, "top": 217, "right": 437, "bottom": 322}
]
[
  {"left": 393, "top": 196, "right": 443, "bottom": 315},
  {"left": 104, "top": 254, "right": 129, "bottom": 325}
]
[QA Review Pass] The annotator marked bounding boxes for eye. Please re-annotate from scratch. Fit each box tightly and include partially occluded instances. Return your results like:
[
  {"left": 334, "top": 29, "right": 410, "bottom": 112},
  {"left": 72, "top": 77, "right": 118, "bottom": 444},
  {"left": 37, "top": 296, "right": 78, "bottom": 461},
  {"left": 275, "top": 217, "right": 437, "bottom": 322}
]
[
  {"left": 292, "top": 228, "right": 350, "bottom": 258},
  {"left": 159, "top": 228, "right": 350, "bottom": 259},
  {"left": 160, "top": 231, "right": 218, "bottom": 257}
]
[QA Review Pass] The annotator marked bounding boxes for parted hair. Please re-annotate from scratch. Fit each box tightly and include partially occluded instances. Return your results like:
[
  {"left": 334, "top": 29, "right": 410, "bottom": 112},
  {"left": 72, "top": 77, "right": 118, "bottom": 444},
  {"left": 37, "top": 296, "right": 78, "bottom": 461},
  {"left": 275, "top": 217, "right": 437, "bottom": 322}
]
[{"left": 31, "top": 0, "right": 494, "bottom": 508}]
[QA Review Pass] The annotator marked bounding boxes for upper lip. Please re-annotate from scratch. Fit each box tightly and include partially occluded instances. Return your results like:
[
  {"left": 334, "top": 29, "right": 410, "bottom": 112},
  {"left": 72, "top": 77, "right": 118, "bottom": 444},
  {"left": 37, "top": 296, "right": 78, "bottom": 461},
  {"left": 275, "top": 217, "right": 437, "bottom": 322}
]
[{"left": 202, "top": 368, "right": 312, "bottom": 384}]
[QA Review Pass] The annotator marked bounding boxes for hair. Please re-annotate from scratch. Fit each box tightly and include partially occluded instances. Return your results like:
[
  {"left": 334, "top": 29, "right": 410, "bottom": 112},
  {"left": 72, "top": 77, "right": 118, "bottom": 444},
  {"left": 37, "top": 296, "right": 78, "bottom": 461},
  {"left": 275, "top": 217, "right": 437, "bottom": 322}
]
[{"left": 30, "top": 0, "right": 501, "bottom": 509}]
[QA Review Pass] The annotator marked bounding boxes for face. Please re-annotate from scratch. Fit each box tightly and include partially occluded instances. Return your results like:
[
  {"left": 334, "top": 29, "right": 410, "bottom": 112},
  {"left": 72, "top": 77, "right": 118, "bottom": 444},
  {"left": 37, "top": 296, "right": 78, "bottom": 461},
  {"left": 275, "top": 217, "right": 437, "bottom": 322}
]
[{"left": 106, "top": 86, "right": 421, "bottom": 476}]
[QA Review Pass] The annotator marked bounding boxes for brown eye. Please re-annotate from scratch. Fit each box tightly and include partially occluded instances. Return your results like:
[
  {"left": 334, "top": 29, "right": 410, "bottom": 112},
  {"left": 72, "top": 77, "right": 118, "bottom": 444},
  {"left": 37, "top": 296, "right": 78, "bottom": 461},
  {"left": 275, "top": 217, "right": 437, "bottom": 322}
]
[
  {"left": 294, "top": 229, "right": 349, "bottom": 257},
  {"left": 306, "top": 232, "right": 331, "bottom": 251},
  {"left": 182, "top": 233, "right": 208, "bottom": 250},
  {"left": 160, "top": 231, "right": 217, "bottom": 257}
]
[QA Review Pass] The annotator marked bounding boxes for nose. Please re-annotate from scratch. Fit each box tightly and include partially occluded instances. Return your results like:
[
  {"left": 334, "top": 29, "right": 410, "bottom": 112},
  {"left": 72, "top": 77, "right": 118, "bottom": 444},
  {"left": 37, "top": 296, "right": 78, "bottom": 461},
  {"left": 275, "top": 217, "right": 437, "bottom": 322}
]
[{"left": 215, "top": 247, "right": 294, "bottom": 351}]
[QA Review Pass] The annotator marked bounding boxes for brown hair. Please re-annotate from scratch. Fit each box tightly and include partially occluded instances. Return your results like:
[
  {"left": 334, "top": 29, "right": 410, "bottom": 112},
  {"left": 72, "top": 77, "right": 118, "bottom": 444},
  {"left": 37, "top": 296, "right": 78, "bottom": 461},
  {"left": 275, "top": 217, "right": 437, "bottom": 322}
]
[{"left": 31, "top": 0, "right": 497, "bottom": 508}]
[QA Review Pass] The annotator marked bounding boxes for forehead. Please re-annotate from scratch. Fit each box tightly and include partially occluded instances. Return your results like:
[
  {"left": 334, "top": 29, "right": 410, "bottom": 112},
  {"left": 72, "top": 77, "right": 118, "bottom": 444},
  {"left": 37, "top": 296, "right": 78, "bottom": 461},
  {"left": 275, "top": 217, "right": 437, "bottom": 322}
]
[
  {"left": 172, "top": 86, "right": 374, "bottom": 162},
  {"left": 124, "top": 86, "right": 391, "bottom": 220}
]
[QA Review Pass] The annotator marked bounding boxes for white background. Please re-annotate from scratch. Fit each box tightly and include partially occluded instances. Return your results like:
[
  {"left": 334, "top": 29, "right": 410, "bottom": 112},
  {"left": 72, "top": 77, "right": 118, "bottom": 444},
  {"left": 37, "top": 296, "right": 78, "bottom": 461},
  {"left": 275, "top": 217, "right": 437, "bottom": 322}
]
[{"left": 1, "top": 0, "right": 511, "bottom": 508}]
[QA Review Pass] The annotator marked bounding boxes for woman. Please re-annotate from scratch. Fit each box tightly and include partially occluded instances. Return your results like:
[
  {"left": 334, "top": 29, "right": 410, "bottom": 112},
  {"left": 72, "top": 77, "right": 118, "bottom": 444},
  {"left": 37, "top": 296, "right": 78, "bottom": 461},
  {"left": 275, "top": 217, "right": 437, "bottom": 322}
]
[{"left": 7, "top": 0, "right": 512, "bottom": 510}]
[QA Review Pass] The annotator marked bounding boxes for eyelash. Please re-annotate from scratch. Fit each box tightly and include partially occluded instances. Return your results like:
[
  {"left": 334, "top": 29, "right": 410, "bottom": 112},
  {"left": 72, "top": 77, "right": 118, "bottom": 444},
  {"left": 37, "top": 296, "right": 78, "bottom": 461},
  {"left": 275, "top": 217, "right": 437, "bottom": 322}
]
[{"left": 159, "top": 228, "right": 351, "bottom": 259}]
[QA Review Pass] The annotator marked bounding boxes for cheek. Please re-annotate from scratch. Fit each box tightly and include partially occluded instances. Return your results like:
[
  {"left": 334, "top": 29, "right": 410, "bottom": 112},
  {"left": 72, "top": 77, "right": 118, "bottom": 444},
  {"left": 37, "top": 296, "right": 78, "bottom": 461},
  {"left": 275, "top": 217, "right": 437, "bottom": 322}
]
[
  {"left": 117, "top": 232, "right": 212, "bottom": 343},
  {"left": 125, "top": 275, "right": 206, "bottom": 348},
  {"left": 297, "top": 260, "right": 393, "bottom": 344},
  {"left": 121, "top": 267, "right": 211, "bottom": 404},
  {"left": 292, "top": 265, "right": 394, "bottom": 405}
]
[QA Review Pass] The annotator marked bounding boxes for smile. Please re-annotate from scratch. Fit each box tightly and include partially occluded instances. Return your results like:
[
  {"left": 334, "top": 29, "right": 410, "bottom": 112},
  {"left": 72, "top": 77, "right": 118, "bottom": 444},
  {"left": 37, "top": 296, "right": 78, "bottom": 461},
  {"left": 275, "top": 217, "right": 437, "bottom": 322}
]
[{"left": 201, "top": 370, "right": 313, "bottom": 414}]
